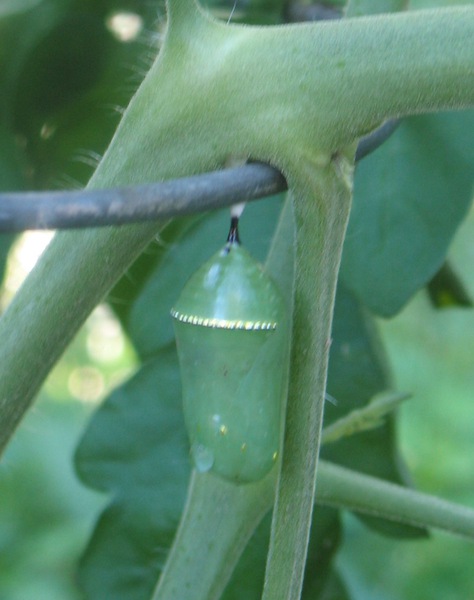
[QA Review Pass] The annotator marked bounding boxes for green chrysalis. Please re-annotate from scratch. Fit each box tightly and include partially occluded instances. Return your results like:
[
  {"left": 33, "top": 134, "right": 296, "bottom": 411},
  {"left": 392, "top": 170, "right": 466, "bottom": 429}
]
[{"left": 171, "top": 212, "right": 287, "bottom": 483}]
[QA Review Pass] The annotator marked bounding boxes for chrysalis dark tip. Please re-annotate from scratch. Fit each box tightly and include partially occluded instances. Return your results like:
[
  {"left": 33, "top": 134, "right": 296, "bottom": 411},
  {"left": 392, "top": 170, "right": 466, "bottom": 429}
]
[{"left": 225, "top": 215, "right": 240, "bottom": 253}]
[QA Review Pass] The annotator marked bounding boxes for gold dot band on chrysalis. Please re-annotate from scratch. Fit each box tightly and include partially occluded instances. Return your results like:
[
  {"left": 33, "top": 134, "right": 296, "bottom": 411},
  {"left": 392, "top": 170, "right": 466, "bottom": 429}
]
[{"left": 170, "top": 309, "right": 277, "bottom": 330}]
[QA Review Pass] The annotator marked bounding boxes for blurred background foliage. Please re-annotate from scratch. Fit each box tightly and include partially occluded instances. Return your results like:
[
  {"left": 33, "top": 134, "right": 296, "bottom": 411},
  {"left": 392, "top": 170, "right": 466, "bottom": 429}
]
[{"left": 0, "top": 0, "right": 473, "bottom": 599}]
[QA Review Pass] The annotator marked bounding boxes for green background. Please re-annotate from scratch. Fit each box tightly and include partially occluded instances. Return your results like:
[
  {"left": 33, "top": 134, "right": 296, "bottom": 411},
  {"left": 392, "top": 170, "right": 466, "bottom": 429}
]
[{"left": 0, "top": 0, "right": 473, "bottom": 598}]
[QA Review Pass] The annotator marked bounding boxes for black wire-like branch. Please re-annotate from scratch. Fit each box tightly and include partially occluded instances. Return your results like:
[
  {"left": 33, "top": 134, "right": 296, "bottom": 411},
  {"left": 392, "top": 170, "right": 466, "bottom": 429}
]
[
  {"left": 0, "top": 120, "right": 399, "bottom": 232},
  {"left": 355, "top": 119, "right": 399, "bottom": 161},
  {"left": 0, "top": 164, "right": 287, "bottom": 232}
]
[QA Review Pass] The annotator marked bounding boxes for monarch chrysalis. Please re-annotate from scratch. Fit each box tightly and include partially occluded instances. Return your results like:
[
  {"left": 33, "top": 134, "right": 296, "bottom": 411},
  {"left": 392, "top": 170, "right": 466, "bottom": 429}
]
[{"left": 171, "top": 211, "right": 287, "bottom": 483}]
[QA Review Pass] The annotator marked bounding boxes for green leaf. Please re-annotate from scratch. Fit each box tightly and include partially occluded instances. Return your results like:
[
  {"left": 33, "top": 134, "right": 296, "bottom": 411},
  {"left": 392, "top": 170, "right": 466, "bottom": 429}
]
[
  {"left": 340, "top": 111, "right": 474, "bottom": 316},
  {"left": 2, "top": 0, "right": 162, "bottom": 188},
  {"left": 108, "top": 218, "right": 196, "bottom": 328},
  {"left": 220, "top": 512, "right": 272, "bottom": 600},
  {"left": 318, "top": 570, "right": 351, "bottom": 600},
  {"left": 78, "top": 497, "right": 178, "bottom": 600},
  {"left": 323, "top": 282, "right": 426, "bottom": 538},
  {"left": 75, "top": 349, "right": 190, "bottom": 599},
  {"left": 301, "top": 508, "right": 345, "bottom": 600},
  {"left": 0, "top": 0, "right": 44, "bottom": 19},
  {"left": 426, "top": 261, "right": 473, "bottom": 308}
]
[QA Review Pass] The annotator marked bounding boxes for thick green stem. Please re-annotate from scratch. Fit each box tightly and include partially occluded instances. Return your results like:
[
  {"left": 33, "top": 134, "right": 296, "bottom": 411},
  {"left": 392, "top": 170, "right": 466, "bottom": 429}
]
[
  {"left": 262, "top": 155, "right": 353, "bottom": 600},
  {"left": 317, "top": 461, "right": 474, "bottom": 539},
  {"left": 152, "top": 471, "right": 274, "bottom": 600},
  {"left": 0, "top": 223, "right": 162, "bottom": 453}
]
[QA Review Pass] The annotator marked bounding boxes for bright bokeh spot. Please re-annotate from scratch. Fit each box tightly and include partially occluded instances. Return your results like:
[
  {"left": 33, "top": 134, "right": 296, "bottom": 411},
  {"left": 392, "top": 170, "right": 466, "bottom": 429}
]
[
  {"left": 87, "top": 305, "right": 125, "bottom": 363},
  {"left": 2, "top": 231, "right": 54, "bottom": 307},
  {"left": 106, "top": 12, "right": 143, "bottom": 42},
  {"left": 3, "top": 231, "right": 138, "bottom": 406},
  {"left": 68, "top": 366, "right": 105, "bottom": 403}
]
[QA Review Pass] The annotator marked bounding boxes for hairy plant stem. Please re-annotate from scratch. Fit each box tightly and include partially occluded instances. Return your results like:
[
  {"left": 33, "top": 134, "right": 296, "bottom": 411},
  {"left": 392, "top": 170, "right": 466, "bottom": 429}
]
[
  {"left": 262, "top": 156, "right": 353, "bottom": 600},
  {"left": 316, "top": 461, "right": 474, "bottom": 539},
  {"left": 152, "top": 471, "right": 275, "bottom": 600}
]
